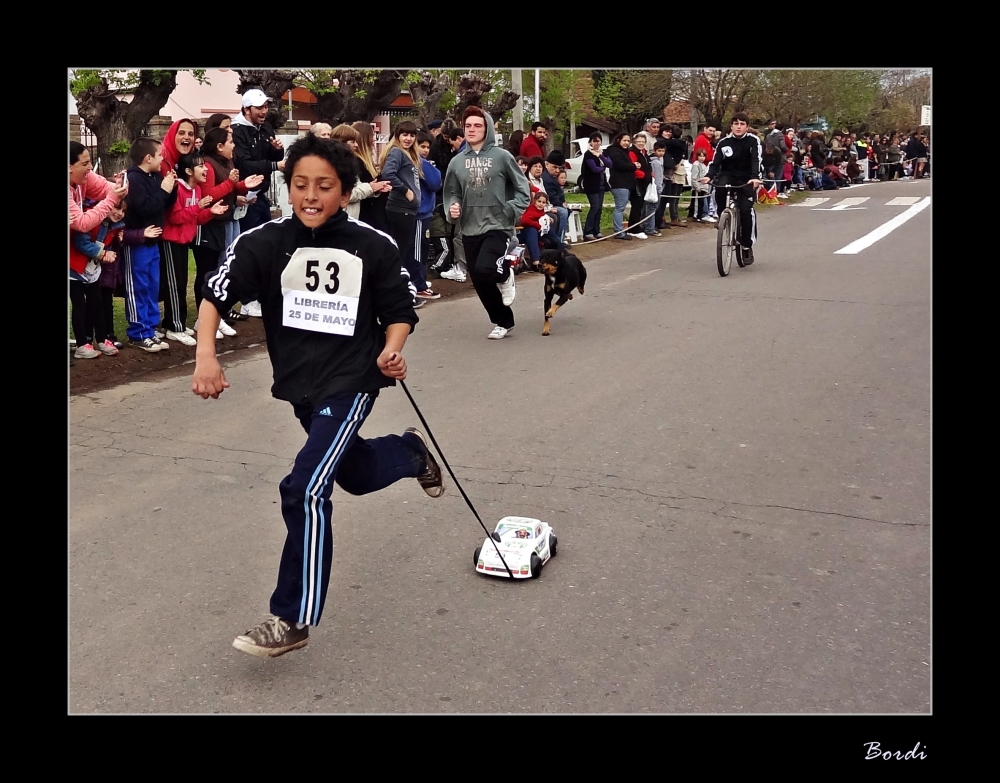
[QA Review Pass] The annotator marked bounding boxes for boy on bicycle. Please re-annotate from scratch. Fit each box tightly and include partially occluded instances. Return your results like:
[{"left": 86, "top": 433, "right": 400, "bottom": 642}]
[{"left": 699, "top": 113, "right": 763, "bottom": 265}]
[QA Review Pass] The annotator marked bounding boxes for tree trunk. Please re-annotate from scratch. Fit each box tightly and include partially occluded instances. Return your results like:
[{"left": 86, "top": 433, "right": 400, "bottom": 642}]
[
  {"left": 308, "top": 70, "right": 408, "bottom": 126},
  {"left": 74, "top": 70, "right": 179, "bottom": 177}
]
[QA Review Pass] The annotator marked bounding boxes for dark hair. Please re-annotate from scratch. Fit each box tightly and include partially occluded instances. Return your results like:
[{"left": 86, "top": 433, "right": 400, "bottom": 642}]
[
  {"left": 462, "top": 106, "right": 486, "bottom": 124},
  {"left": 653, "top": 140, "right": 667, "bottom": 151},
  {"left": 506, "top": 129, "right": 525, "bottom": 155},
  {"left": 129, "top": 137, "right": 161, "bottom": 166},
  {"left": 416, "top": 131, "right": 432, "bottom": 145},
  {"left": 611, "top": 130, "right": 631, "bottom": 146},
  {"left": 530, "top": 121, "right": 547, "bottom": 132},
  {"left": 282, "top": 133, "right": 358, "bottom": 193},
  {"left": 177, "top": 152, "right": 205, "bottom": 179},
  {"left": 526, "top": 155, "right": 544, "bottom": 170},
  {"left": 393, "top": 120, "right": 419, "bottom": 138},
  {"left": 731, "top": 112, "right": 750, "bottom": 125},
  {"left": 515, "top": 155, "right": 528, "bottom": 166},
  {"left": 447, "top": 127, "right": 465, "bottom": 141},
  {"left": 204, "top": 113, "right": 231, "bottom": 135},
  {"left": 532, "top": 190, "right": 548, "bottom": 203},
  {"left": 589, "top": 132, "right": 602, "bottom": 143},
  {"left": 70, "top": 140, "right": 87, "bottom": 165},
  {"left": 672, "top": 125, "right": 683, "bottom": 137},
  {"left": 203, "top": 127, "right": 231, "bottom": 161}
]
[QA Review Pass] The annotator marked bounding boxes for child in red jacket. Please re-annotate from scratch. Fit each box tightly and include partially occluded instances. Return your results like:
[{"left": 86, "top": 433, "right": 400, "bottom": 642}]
[
  {"left": 161, "top": 152, "right": 228, "bottom": 345},
  {"left": 518, "top": 191, "right": 560, "bottom": 268}
]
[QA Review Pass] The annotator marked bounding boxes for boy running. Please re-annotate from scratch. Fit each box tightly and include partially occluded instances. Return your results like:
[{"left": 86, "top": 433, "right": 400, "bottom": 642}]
[{"left": 192, "top": 135, "right": 444, "bottom": 658}]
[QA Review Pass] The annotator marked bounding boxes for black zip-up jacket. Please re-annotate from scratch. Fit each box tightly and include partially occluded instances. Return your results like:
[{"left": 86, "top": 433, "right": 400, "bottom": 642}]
[
  {"left": 202, "top": 209, "right": 418, "bottom": 406},
  {"left": 125, "top": 165, "right": 175, "bottom": 245},
  {"left": 606, "top": 144, "right": 637, "bottom": 190},
  {"left": 706, "top": 132, "right": 764, "bottom": 185},
  {"left": 663, "top": 137, "right": 687, "bottom": 171},
  {"left": 231, "top": 116, "right": 285, "bottom": 189}
]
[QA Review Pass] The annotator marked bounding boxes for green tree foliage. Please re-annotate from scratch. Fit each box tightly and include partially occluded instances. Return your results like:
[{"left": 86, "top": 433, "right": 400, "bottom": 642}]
[
  {"left": 71, "top": 69, "right": 207, "bottom": 176},
  {"left": 868, "top": 69, "right": 929, "bottom": 135},
  {"left": 671, "top": 69, "right": 761, "bottom": 130},
  {"left": 537, "top": 70, "right": 592, "bottom": 149},
  {"left": 754, "top": 70, "right": 881, "bottom": 130},
  {"left": 591, "top": 70, "right": 673, "bottom": 132}
]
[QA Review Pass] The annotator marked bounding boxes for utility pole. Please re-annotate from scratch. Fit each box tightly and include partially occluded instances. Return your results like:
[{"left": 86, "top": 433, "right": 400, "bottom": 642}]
[
  {"left": 535, "top": 69, "right": 540, "bottom": 122},
  {"left": 512, "top": 69, "right": 523, "bottom": 132},
  {"left": 568, "top": 70, "right": 575, "bottom": 146}
]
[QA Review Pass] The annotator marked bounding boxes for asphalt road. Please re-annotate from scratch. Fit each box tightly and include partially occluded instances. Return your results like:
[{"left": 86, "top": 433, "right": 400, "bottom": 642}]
[{"left": 69, "top": 179, "right": 931, "bottom": 713}]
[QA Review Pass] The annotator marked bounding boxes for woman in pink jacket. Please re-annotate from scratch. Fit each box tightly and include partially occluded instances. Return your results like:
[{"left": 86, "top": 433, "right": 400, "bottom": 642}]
[
  {"left": 70, "top": 141, "right": 126, "bottom": 235},
  {"left": 70, "top": 141, "right": 126, "bottom": 350}
]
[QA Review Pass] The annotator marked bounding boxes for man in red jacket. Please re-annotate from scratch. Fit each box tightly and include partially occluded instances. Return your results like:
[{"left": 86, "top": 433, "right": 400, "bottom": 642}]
[
  {"left": 690, "top": 124, "right": 717, "bottom": 216},
  {"left": 519, "top": 122, "right": 548, "bottom": 159},
  {"left": 691, "top": 124, "right": 716, "bottom": 163}
]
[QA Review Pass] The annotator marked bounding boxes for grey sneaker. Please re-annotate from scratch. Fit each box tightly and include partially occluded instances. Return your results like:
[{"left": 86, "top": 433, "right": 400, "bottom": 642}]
[
  {"left": 405, "top": 427, "right": 444, "bottom": 498},
  {"left": 74, "top": 343, "right": 100, "bottom": 359},
  {"left": 232, "top": 616, "right": 309, "bottom": 658}
]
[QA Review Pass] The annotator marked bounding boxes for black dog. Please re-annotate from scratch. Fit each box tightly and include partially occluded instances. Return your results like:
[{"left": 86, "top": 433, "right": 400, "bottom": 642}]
[{"left": 538, "top": 249, "right": 587, "bottom": 336}]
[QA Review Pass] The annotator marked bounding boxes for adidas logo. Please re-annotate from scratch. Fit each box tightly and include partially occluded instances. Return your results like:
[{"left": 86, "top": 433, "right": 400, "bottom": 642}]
[{"left": 318, "top": 407, "right": 332, "bottom": 416}]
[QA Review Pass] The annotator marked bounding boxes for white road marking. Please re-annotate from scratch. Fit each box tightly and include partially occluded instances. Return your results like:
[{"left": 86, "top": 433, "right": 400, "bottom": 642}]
[
  {"left": 886, "top": 196, "right": 921, "bottom": 206},
  {"left": 834, "top": 197, "right": 931, "bottom": 255},
  {"left": 813, "top": 197, "right": 870, "bottom": 211},
  {"left": 797, "top": 198, "right": 829, "bottom": 207},
  {"left": 600, "top": 269, "right": 661, "bottom": 290}
]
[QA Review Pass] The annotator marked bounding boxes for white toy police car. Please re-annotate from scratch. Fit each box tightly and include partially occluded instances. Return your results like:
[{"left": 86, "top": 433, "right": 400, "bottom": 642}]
[{"left": 474, "top": 516, "right": 557, "bottom": 579}]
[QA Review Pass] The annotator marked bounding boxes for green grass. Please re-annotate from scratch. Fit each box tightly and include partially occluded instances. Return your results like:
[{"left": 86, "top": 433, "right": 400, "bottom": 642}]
[
  {"left": 564, "top": 188, "right": 697, "bottom": 234},
  {"left": 71, "top": 250, "right": 200, "bottom": 342}
]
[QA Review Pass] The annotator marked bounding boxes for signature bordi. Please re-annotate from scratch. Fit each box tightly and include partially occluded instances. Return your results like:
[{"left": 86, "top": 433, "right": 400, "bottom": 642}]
[{"left": 865, "top": 742, "right": 927, "bottom": 760}]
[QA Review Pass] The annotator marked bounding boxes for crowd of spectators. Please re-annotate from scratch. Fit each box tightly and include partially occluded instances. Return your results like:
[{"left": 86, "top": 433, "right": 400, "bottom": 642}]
[{"left": 69, "top": 95, "right": 929, "bottom": 361}]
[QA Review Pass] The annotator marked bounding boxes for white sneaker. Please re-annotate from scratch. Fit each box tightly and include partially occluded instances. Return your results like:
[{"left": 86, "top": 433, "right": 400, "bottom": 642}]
[
  {"left": 634, "top": 232, "right": 648, "bottom": 240},
  {"left": 439, "top": 267, "right": 466, "bottom": 282},
  {"left": 487, "top": 325, "right": 512, "bottom": 340},
  {"left": 777, "top": 192, "right": 789, "bottom": 199},
  {"left": 154, "top": 329, "right": 165, "bottom": 339},
  {"left": 218, "top": 320, "right": 237, "bottom": 337},
  {"left": 242, "top": 301, "right": 263, "bottom": 318},
  {"left": 70, "top": 338, "right": 77, "bottom": 347},
  {"left": 184, "top": 327, "right": 195, "bottom": 336},
  {"left": 166, "top": 330, "right": 197, "bottom": 346},
  {"left": 703, "top": 215, "right": 717, "bottom": 223},
  {"left": 497, "top": 269, "right": 516, "bottom": 306}
]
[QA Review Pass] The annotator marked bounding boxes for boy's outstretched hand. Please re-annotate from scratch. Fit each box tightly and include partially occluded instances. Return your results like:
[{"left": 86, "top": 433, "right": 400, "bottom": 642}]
[
  {"left": 376, "top": 350, "right": 407, "bottom": 380},
  {"left": 192, "top": 357, "right": 229, "bottom": 399}
]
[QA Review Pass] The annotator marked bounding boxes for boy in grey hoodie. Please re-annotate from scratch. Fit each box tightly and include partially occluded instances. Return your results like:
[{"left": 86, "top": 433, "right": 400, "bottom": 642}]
[{"left": 443, "top": 107, "right": 530, "bottom": 340}]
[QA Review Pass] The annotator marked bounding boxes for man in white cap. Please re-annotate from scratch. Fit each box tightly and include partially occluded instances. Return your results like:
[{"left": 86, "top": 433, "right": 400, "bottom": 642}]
[{"left": 230, "top": 88, "right": 286, "bottom": 317}]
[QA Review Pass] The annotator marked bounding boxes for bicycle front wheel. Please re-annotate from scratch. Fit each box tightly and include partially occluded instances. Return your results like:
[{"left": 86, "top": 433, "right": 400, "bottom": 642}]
[{"left": 716, "top": 209, "right": 734, "bottom": 276}]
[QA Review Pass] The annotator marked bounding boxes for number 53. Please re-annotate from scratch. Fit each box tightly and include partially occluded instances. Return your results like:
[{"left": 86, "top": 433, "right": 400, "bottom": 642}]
[{"left": 305, "top": 259, "right": 340, "bottom": 294}]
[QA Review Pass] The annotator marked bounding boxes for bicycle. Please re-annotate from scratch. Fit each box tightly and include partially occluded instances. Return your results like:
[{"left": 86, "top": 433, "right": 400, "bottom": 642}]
[{"left": 713, "top": 183, "right": 754, "bottom": 277}]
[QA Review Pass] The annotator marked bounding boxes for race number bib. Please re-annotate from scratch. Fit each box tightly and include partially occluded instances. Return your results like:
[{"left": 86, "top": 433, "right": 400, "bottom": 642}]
[{"left": 281, "top": 247, "right": 363, "bottom": 336}]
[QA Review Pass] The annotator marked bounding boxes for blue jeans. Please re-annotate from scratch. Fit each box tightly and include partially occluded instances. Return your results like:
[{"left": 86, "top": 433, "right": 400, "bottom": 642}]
[
  {"left": 552, "top": 205, "right": 568, "bottom": 245},
  {"left": 583, "top": 191, "right": 604, "bottom": 236},
  {"left": 611, "top": 188, "right": 631, "bottom": 235},
  {"left": 519, "top": 227, "right": 541, "bottom": 262}
]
